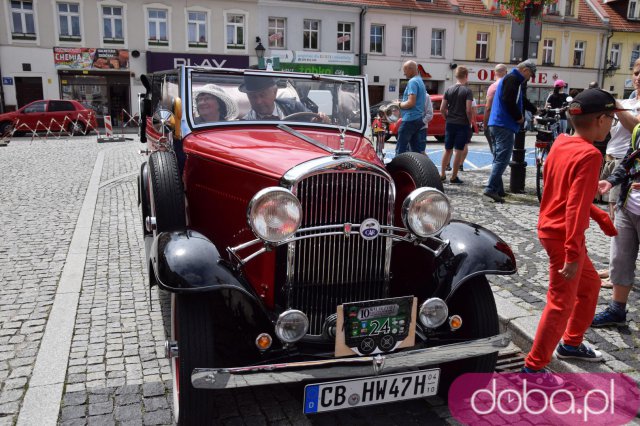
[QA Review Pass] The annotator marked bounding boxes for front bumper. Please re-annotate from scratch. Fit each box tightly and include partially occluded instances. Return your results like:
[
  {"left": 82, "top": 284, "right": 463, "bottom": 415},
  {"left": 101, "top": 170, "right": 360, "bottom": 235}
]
[{"left": 191, "top": 333, "right": 510, "bottom": 389}]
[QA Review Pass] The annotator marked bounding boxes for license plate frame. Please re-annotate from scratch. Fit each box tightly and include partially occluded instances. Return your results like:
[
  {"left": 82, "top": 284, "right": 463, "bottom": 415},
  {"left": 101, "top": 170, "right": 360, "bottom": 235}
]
[{"left": 303, "top": 368, "right": 440, "bottom": 414}]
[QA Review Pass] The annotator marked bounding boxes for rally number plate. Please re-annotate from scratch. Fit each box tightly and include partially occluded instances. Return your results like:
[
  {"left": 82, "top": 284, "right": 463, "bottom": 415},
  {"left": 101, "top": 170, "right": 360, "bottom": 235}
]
[{"left": 303, "top": 369, "right": 440, "bottom": 414}]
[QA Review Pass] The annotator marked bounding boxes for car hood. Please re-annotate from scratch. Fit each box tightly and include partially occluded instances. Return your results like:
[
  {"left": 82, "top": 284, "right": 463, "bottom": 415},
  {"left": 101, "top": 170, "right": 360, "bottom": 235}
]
[
  {"left": 182, "top": 126, "right": 381, "bottom": 179},
  {"left": 0, "top": 111, "right": 17, "bottom": 121}
]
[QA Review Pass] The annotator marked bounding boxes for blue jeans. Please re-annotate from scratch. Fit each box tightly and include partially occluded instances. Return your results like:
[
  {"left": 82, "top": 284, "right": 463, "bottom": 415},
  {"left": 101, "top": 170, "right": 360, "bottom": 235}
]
[
  {"left": 485, "top": 126, "right": 515, "bottom": 195},
  {"left": 415, "top": 127, "right": 427, "bottom": 153},
  {"left": 396, "top": 119, "right": 423, "bottom": 155}
]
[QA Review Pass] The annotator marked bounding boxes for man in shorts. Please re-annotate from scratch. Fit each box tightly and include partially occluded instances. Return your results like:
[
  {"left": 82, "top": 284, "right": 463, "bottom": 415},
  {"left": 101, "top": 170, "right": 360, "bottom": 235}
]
[{"left": 439, "top": 66, "right": 473, "bottom": 184}]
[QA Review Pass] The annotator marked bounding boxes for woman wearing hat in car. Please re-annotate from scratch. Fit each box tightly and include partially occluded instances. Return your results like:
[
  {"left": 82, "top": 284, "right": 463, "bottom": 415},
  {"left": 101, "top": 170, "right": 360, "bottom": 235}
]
[
  {"left": 545, "top": 79, "right": 569, "bottom": 135},
  {"left": 193, "top": 84, "right": 238, "bottom": 123}
]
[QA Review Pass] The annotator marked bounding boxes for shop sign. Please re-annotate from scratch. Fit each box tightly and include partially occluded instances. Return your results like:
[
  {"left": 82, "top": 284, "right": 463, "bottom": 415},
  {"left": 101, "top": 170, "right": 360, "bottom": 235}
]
[
  {"left": 279, "top": 63, "right": 359, "bottom": 76},
  {"left": 271, "top": 50, "right": 354, "bottom": 65},
  {"left": 146, "top": 52, "right": 249, "bottom": 72},
  {"left": 2, "top": 77, "right": 13, "bottom": 85},
  {"left": 467, "top": 65, "right": 553, "bottom": 86},
  {"left": 53, "top": 47, "right": 129, "bottom": 70}
]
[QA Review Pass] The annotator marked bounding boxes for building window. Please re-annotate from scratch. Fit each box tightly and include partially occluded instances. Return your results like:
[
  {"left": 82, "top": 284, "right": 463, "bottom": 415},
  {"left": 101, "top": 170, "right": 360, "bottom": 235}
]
[
  {"left": 147, "top": 8, "right": 168, "bottom": 46},
  {"left": 542, "top": 39, "right": 554, "bottom": 65},
  {"left": 476, "top": 32, "right": 489, "bottom": 60},
  {"left": 610, "top": 43, "right": 621, "bottom": 68},
  {"left": 370, "top": 24, "right": 384, "bottom": 54},
  {"left": 188, "top": 11, "right": 207, "bottom": 47},
  {"left": 57, "top": 2, "right": 80, "bottom": 41},
  {"left": 102, "top": 5, "right": 124, "bottom": 43},
  {"left": 431, "top": 29, "right": 444, "bottom": 57},
  {"left": 631, "top": 44, "right": 640, "bottom": 68},
  {"left": 401, "top": 27, "right": 416, "bottom": 56},
  {"left": 547, "top": 2, "right": 559, "bottom": 14},
  {"left": 268, "top": 17, "right": 285, "bottom": 49},
  {"left": 564, "top": 0, "right": 574, "bottom": 16},
  {"left": 226, "top": 14, "right": 245, "bottom": 50},
  {"left": 303, "top": 19, "right": 319, "bottom": 50},
  {"left": 337, "top": 22, "right": 352, "bottom": 52},
  {"left": 11, "top": 0, "right": 36, "bottom": 40},
  {"left": 573, "top": 41, "right": 585, "bottom": 66},
  {"left": 629, "top": 0, "right": 638, "bottom": 19}
]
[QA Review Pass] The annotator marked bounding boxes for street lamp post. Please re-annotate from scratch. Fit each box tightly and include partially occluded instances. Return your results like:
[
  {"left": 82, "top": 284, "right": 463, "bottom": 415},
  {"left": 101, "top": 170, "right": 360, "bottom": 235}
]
[
  {"left": 255, "top": 37, "right": 266, "bottom": 69},
  {"left": 510, "top": 4, "right": 532, "bottom": 193}
]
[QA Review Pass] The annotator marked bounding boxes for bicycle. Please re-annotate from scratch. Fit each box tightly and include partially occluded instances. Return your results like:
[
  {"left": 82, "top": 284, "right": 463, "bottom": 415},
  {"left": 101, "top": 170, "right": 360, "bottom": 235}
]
[{"left": 534, "top": 106, "right": 566, "bottom": 202}]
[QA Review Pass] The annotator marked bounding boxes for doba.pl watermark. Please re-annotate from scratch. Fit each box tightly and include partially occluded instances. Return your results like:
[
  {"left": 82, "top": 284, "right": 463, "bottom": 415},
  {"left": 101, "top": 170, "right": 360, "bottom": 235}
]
[{"left": 449, "top": 373, "right": 640, "bottom": 425}]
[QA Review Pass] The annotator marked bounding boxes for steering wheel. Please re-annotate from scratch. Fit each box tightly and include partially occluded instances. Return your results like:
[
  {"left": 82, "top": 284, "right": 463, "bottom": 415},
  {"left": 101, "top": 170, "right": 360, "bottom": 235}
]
[{"left": 282, "top": 112, "right": 323, "bottom": 122}]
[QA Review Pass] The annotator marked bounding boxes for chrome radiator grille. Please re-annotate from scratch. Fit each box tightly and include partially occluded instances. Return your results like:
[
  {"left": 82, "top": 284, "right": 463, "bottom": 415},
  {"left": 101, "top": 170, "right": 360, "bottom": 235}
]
[{"left": 288, "top": 171, "right": 393, "bottom": 335}]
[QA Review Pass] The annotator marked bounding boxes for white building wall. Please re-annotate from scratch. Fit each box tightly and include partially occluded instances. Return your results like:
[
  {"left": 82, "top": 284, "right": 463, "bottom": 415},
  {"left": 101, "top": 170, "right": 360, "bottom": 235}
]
[{"left": 363, "top": 9, "right": 457, "bottom": 101}]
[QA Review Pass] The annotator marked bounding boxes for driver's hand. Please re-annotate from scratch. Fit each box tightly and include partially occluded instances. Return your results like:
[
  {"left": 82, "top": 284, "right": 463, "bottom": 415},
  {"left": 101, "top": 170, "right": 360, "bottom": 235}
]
[{"left": 312, "top": 112, "right": 331, "bottom": 124}]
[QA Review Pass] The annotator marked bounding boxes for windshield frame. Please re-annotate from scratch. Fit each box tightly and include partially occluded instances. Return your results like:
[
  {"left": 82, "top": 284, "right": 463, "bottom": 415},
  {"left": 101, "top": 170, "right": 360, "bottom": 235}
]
[{"left": 184, "top": 67, "right": 368, "bottom": 135}]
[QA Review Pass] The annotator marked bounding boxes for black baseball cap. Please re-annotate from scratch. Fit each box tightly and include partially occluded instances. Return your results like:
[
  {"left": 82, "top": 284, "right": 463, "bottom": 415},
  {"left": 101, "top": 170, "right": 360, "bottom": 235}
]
[{"left": 568, "top": 88, "right": 629, "bottom": 115}]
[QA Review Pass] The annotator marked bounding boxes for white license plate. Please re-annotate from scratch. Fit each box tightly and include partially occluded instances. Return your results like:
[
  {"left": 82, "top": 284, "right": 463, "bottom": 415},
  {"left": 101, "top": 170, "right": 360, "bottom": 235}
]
[{"left": 303, "top": 368, "right": 440, "bottom": 414}]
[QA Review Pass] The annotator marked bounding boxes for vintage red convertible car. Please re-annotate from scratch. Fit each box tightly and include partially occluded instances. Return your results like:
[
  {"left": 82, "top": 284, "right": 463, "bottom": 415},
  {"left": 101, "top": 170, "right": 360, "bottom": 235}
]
[{"left": 137, "top": 67, "right": 515, "bottom": 424}]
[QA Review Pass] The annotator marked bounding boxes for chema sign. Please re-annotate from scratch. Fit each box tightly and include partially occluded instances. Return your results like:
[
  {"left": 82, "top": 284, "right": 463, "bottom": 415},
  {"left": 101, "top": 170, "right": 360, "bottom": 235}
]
[{"left": 146, "top": 52, "right": 249, "bottom": 73}]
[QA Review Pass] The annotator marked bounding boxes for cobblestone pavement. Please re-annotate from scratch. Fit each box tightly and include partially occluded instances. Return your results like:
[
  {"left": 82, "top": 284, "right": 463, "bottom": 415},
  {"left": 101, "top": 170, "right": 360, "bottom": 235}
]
[{"left": 1, "top": 135, "right": 638, "bottom": 425}]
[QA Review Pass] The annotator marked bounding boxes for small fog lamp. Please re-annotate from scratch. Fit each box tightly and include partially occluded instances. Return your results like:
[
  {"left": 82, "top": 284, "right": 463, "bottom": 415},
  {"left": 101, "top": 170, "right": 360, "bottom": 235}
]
[
  {"left": 419, "top": 298, "right": 448, "bottom": 329},
  {"left": 275, "top": 310, "right": 309, "bottom": 343}
]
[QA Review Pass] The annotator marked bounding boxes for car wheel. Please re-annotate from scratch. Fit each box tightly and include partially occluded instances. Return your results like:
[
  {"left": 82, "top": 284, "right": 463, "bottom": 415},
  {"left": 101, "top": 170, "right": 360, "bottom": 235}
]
[
  {"left": 138, "top": 162, "right": 152, "bottom": 236},
  {"left": 435, "top": 136, "right": 445, "bottom": 143},
  {"left": 68, "top": 121, "right": 85, "bottom": 136},
  {"left": 148, "top": 151, "right": 186, "bottom": 233},
  {"left": 0, "top": 121, "right": 12, "bottom": 137},
  {"left": 437, "top": 276, "right": 499, "bottom": 400},
  {"left": 171, "top": 293, "right": 218, "bottom": 424}
]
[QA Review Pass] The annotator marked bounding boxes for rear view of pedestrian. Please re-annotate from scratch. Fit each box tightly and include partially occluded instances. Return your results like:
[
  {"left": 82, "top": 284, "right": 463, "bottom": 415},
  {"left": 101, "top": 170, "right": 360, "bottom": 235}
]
[
  {"left": 440, "top": 66, "right": 473, "bottom": 184},
  {"left": 483, "top": 64, "right": 507, "bottom": 155},
  {"left": 521, "top": 89, "right": 622, "bottom": 385}
]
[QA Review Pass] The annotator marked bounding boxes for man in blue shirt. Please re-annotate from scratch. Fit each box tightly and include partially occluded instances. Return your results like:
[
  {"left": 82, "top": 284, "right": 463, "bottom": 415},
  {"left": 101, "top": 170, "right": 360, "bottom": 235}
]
[
  {"left": 396, "top": 61, "right": 426, "bottom": 154},
  {"left": 484, "top": 60, "right": 538, "bottom": 202}
]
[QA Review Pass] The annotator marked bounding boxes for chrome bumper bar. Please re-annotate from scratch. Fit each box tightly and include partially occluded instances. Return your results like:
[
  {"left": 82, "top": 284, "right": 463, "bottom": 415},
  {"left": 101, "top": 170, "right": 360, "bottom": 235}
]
[{"left": 191, "top": 333, "right": 510, "bottom": 390}]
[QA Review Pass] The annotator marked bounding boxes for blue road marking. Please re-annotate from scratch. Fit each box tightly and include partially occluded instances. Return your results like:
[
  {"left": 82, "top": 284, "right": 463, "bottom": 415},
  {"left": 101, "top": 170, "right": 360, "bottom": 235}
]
[{"left": 384, "top": 148, "right": 536, "bottom": 170}]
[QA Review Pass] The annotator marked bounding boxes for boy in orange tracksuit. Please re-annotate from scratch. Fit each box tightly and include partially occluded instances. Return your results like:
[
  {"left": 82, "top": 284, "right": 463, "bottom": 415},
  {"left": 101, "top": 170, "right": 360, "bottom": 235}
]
[{"left": 522, "top": 89, "right": 622, "bottom": 385}]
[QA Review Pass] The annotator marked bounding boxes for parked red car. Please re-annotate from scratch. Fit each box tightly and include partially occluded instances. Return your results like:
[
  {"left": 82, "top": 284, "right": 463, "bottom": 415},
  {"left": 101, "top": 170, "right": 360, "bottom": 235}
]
[
  {"left": 376, "top": 95, "right": 484, "bottom": 143},
  {"left": 0, "top": 99, "right": 97, "bottom": 136}
]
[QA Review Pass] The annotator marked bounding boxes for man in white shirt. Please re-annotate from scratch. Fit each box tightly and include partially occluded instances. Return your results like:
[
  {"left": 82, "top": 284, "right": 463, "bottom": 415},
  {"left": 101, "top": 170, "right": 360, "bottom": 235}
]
[{"left": 416, "top": 94, "right": 434, "bottom": 153}]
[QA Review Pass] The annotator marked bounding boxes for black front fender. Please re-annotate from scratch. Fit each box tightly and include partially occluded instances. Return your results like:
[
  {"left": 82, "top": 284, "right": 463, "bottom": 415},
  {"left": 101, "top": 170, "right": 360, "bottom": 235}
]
[{"left": 434, "top": 220, "right": 516, "bottom": 300}]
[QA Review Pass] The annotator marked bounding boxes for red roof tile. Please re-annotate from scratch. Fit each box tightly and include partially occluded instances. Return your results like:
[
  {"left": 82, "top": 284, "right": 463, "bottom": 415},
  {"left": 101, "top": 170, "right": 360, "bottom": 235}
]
[{"left": 601, "top": 0, "right": 640, "bottom": 32}]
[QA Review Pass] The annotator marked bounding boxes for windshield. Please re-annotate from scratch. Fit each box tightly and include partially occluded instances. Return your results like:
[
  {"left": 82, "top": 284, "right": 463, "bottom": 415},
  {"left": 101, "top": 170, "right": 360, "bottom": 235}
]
[{"left": 188, "top": 70, "right": 365, "bottom": 132}]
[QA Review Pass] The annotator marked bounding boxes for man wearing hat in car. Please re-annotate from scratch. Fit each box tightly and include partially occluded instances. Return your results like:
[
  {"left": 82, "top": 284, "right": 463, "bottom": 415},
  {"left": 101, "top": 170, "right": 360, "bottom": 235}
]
[{"left": 240, "top": 75, "right": 314, "bottom": 121}]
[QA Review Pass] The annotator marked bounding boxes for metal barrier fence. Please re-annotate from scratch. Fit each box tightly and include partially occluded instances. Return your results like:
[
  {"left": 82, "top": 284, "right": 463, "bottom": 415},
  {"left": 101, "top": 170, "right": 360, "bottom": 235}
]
[{"left": 0, "top": 109, "right": 141, "bottom": 144}]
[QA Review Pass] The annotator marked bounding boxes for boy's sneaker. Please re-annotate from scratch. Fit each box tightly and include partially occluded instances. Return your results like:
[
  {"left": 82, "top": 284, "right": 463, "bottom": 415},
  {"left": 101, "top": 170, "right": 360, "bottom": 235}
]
[
  {"left": 591, "top": 306, "right": 627, "bottom": 327},
  {"left": 555, "top": 342, "right": 602, "bottom": 362},
  {"left": 445, "top": 165, "right": 452, "bottom": 171},
  {"left": 519, "top": 366, "right": 565, "bottom": 389}
]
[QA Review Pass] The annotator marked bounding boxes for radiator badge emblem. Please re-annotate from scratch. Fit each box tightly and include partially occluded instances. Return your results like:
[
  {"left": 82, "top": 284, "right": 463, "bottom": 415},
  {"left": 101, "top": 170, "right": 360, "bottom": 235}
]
[{"left": 360, "top": 218, "right": 380, "bottom": 240}]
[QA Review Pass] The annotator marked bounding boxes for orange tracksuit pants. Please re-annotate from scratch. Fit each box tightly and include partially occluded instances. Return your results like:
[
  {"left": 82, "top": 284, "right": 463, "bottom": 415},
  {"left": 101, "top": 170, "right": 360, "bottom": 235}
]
[{"left": 524, "top": 237, "right": 601, "bottom": 370}]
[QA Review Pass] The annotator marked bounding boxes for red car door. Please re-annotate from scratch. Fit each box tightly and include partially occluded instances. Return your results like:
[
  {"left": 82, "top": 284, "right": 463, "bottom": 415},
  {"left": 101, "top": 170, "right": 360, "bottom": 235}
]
[
  {"left": 17, "top": 101, "right": 47, "bottom": 131},
  {"left": 48, "top": 100, "right": 77, "bottom": 131}
]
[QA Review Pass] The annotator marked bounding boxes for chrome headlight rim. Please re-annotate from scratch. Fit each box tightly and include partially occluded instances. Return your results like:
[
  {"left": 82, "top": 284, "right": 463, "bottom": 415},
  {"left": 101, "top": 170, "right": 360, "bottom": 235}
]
[
  {"left": 401, "top": 187, "right": 452, "bottom": 238},
  {"left": 419, "top": 298, "right": 449, "bottom": 329},
  {"left": 275, "top": 309, "right": 309, "bottom": 343},
  {"left": 247, "top": 187, "right": 302, "bottom": 243}
]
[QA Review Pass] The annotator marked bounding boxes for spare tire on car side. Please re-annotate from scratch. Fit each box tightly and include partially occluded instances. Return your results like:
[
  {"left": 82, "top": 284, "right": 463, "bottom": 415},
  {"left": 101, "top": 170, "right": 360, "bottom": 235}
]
[
  {"left": 387, "top": 152, "right": 444, "bottom": 193},
  {"left": 148, "top": 151, "right": 186, "bottom": 233}
]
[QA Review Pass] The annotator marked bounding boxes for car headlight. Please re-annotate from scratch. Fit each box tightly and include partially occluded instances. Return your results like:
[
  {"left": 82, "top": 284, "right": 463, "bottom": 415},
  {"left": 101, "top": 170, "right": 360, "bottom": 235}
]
[
  {"left": 248, "top": 187, "right": 302, "bottom": 243},
  {"left": 275, "top": 310, "right": 309, "bottom": 343},
  {"left": 419, "top": 298, "right": 448, "bottom": 329},
  {"left": 401, "top": 188, "right": 452, "bottom": 238}
]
